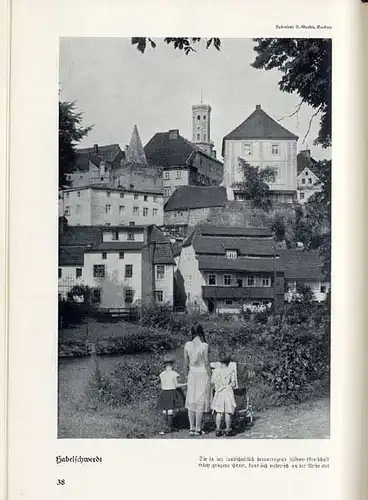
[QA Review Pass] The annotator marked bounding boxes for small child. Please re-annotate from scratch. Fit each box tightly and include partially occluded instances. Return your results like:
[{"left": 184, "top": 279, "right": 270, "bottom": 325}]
[
  {"left": 211, "top": 352, "right": 237, "bottom": 437},
  {"left": 158, "top": 354, "right": 186, "bottom": 435}
]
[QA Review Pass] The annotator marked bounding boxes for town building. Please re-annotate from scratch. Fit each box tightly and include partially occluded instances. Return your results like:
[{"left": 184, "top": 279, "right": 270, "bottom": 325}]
[
  {"left": 58, "top": 221, "right": 175, "bottom": 308},
  {"left": 145, "top": 102, "right": 223, "bottom": 200},
  {"left": 175, "top": 224, "right": 284, "bottom": 314},
  {"left": 163, "top": 186, "right": 229, "bottom": 239},
  {"left": 222, "top": 104, "right": 298, "bottom": 203},
  {"left": 60, "top": 185, "right": 164, "bottom": 227},
  {"left": 280, "top": 249, "right": 330, "bottom": 302},
  {"left": 297, "top": 149, "right": 321, "bottom": 204}
]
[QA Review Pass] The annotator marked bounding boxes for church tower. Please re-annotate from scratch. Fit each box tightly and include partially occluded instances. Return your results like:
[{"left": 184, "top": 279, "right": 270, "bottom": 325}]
[{"left": 192, "top": 102, "right": 215, "bottom": 157}]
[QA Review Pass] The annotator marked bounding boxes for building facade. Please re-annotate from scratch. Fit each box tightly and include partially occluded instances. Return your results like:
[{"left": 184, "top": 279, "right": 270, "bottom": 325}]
[
  {"left": 60, "top": 186, "right": 164, "bottom": 227},
  {"left": 58, "top": 223, "right": 175, "bottom": 308},
  {"left": 175, "top": 225, "right": 284, "bottom": 314},
  {"left": 297, "top": 150, "right": 321, "bottom": 204},
  {"left": 222, "top": 105, "right": 298, "bottom": 203},
  {"left": 145, "top": 128, "right": 223, "bottom": 200}
]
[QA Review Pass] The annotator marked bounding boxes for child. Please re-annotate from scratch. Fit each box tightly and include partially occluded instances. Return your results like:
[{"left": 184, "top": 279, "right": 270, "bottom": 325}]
[
  {"left": 211, "top": 352, "right": 237, "bottom": 437},
  {"left": 158, "top": 354, "right": 186, "bottom": 435}
]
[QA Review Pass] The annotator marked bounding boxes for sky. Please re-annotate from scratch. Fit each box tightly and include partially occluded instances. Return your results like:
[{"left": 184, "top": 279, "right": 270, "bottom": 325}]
[{"left": 59, "top": 38, "right": 331, "bottom": 161}]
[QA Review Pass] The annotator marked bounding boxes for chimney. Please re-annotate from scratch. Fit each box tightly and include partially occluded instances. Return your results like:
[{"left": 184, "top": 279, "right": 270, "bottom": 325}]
[
  {"left": 256, "top": 104, "right": 261, "bottom": 111},
  {"left": 169, "top": 129, "right": 179, "bottom": 140},
  {"left": 94, "top": 144, "right": 99, "bottom": 154},
  {"left": 212, "top": 150, "right": 217, "bottom": 159},
  {"left": 299, "top": 149, "right": 311, "bottom": 158}
]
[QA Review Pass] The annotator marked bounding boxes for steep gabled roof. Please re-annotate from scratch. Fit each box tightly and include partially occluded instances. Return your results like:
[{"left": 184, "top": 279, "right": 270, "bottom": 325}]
[
  {"left": 164, "top": 186, "right": 227, "bottom": 211},
  {"left": 74, "top": 144, "right": 124, "bottom": 172},
  {"left": 145, "top": 131, "right": 223, "bottom": 167},
  {"left": 297, "top": 150, "right": 320, "bottom": 177},
  {"left": 222, "top": 105, "right": 298, "bottom": 155}
]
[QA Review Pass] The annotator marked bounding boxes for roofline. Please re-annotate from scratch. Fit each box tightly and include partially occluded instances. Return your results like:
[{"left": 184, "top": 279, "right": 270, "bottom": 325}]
[{"left": 61, "top": 185, "right": 163, "bottom": 195}]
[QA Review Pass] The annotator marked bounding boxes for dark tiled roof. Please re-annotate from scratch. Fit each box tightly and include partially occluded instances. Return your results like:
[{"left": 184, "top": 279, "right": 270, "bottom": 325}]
[
  {"left": 198, "top": 255, "right": 282, "bottom": 272},
  {"left": 59, "top": 247, "right": 85, "bottom": 266},
  {"left": 144, "top": 132, "right": 223, "bottom": 167},
  {"left": 197, "top": 225, "right": 273, "bottom": 238},
  {"left": 59, "top": 226, "right": 102, "bottom": 247},
  {"left": 202, "top": 286, "right": 276, "bottom": 300},
  {"left": 153, "top": 243, "right": 175, "bottom": 265},
  {"left": 279, "top": 250, "right": 324, "bottom": 281},
  {"left": 164, "top": 186, "right": 227, "bottom": 211},
  {"left": 297, "top": 151, "right": 320, "bottom": 177},
  {"left": 85, "top": 242, "right": 144, "bottom": 252},
  {"left": 172, "top": 243, "right": 182, "bottom": 258},
  {"left": 75, "top": 144, "right": 124, "bottom": 172},
  {"left": 192, "top": 235, "right": 275, "bottom": 256},
  {"left": 222, "top": 105, "right": 298, "bottom": 155}
]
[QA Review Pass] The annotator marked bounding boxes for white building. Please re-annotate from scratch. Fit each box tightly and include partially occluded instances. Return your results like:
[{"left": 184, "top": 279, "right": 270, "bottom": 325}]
[
  {"left": 222, "top": 104, "right": 298, "bottom": 203},
  {"left": 297, "top": 150, "right": 321, "bottom": 204},
  {"left": 58, "top": 223, "right": 175, "bottom": 309},
  {"left": 60, "top": 185, "right": 164, "bottom": 227}
]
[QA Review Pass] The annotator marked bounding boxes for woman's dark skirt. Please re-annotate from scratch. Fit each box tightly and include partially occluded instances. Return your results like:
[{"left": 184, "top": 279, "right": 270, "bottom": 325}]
[{"left": 158, "top": 388, "right": 185, "bottom": 410}]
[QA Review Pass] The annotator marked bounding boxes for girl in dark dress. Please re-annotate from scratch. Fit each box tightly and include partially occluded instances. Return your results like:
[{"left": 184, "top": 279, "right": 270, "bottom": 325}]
[{"left": 158, "top": 354, "right": 186, "bottom": 435}]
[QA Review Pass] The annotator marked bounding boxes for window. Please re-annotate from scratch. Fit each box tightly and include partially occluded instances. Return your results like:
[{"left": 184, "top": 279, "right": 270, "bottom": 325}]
[
  {"left": 112, "top": 230, "right": 119, "bottom": 241},
  {"left": 300, "top": 192, "right": 305, "bottom": 200},
  {"left": 144, "top": 195, "right": 148, "bottom": 201},
  {"left": 93, "top": 265, "right": 105, "bottom": 278},
  {"left": 76, "top": 268, "right": 82, "bottom": 279},
  {"left": 125, "top": 289, "right": 134, "bottom": 303},
  {"left": 92, "top": 289, "right": 101, "bottom": 304},
  {"left": 153, "top": 208, "right": 158, "bottom": 217},
  {"left": 226, "top": 250, "right": 237, "bottom": 260},
  {"left": 119, "top": 205, "right": 125, "bottom": 215},
  {"left": 155, "top": 290, "right": 164, "bottom": 303},
  {"left": 129, "top": 222, "right": 135, "bottom": 227},
  {"left": 302, "top": 178, "right": 306, "bottom": 185},
  {"left": 119, "top": 251, "right": 124, "bottom": 259},
  {"left": 105, "top": 204, "right": 111, "bottom": 214},
  {"left": 143, "top": 207, "right": 148, "bottom": 217},
  {"left": 127, "top": 231, "right": 135, "bottom": 241},
  {"left": 120, "top": 193, "right": 124, "bottom": 199},
  {"left": 262, "top": 276, "right": 271, "bottom": 287},
  {"left": 134, "top": 193, "right": 139, "bottom": 200},
  {"left": 225, "top": 299, "right": 233, "bottom": 305},
  {"left": 64, "top": 206, "right": 70, "bottom": 216},
  {"left": 106, "top": 192, "right": 111, "bottom": 198},
  {"left": 102, "top": 252, "right": 107, "bottom": 260},
  {"left": 58, "top": 268, "right": 62, "bottom": 278},
  {"left": 164, "top": 171, "right": 170, "bottom": 180},
  {"left": 308, "top": 178, "right": 312, "bottom": 184},
  {"left": 197, "top": 134, "right": 200, "bottom": 140},
  {"left": 320, "top": 285, "right": 327, "bottom": 293},
  {"left": 208, "top": 274, "right": 217, "bottom": 286},
  {"left": 197, "top": 115, "right": 200, "bottom": 120},
  {"left": 203, "top": 115, "right": 206, "bottom": 120},
  {"left": 164, "top": 187, "right": 171, "bottom": 197},
  {"left": 156, "top": 265, "right": 165, "bottom": 280},
  {"left": 246, "top": 276, "right": 255, "bottom": 287},
  {"left": 244, "top": 143, "right": 252, "bottom": 156},
  {"left": 65, "top": 192, "right": 69, "bottom": 199},
  {"left": 76, "top": 204, "right": 81, "bottom": 215},
  {"left": 133, "top": 206, "right": 139, "bottom": 215},
  {"left": 125, "top": 264, "right": 133, "bottom": 278},
  {"left": 105, "top": 223, "right": 111, "bottom": 226},
  {"left": 77, "top": 191, "right": 81, "bottom": 197},
  {"left": 305, "top": 170, "right": 308, "bottom": 176},
  {"left": 176, "top": 170, "right": 182, "bottom": 179},
  {"left": 271, "top": 143, "right": 279, "bottom": 155},
  {"left": 153, "top": 195, "right": 158, "bottom": 203},
  {"left": 224, "top": 274, "right": 232, "bottom": 286},
  {"left": 237, "top": 278, "right": 243, "bottom": 288}
]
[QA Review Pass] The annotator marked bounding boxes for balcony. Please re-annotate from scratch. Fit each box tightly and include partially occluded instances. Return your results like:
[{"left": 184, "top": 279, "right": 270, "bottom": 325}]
[{"left": 202, "top": 286, "right": 275, "bottom": 300}]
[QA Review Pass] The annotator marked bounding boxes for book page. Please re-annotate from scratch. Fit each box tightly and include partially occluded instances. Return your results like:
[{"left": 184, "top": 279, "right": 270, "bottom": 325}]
[{"left": 6, "top": 0, "right": 364, "bottom": 499}]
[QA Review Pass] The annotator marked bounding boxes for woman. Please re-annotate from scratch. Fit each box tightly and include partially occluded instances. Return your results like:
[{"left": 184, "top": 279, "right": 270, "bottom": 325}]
[{"left": 184, "top": 324, "right": 212, "bottom": 436}]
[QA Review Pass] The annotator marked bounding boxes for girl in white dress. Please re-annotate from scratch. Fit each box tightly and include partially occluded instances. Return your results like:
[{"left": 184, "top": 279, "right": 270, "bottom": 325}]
[
  {"left": 211, "top": 353, "right": 237, "bottom": 437},
  {"left": 184, "top": 324, "right": 212, "bottom": 436}
]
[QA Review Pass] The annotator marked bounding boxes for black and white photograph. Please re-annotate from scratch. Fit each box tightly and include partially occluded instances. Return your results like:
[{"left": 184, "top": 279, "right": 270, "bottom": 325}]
[{"left": 58, "top": 37, "right": 331, "bottom": 439}]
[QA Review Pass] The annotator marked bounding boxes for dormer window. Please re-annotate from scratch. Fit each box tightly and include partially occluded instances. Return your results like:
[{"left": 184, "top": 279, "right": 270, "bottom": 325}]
[{"left": 226, "top": 250, "right": 237, "bottom": 260}]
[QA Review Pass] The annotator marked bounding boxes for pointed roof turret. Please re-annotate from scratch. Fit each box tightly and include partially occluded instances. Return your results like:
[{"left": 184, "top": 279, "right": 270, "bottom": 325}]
[{"left": 126, "top": 125, "right": 147, "bottom": 164}]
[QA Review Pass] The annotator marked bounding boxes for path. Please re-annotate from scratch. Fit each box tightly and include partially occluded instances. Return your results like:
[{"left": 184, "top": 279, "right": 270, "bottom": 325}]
[{"left": 154, "top": 398, "right": 330, "bottom": 439}]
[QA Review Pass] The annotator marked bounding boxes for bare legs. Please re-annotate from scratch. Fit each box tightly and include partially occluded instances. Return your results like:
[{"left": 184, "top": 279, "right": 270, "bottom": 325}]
[
  {"left": 195, "top": 412, "right": 203, "bottom": 433},
  {"left": 188, "top": 410, "right": 204, "bottom": 433},
  {"left": 224, "top": 413, "right": 232, "bottom": 432},
  {"left": 215, "top": 412, "right": 232, "bottom": 435}
]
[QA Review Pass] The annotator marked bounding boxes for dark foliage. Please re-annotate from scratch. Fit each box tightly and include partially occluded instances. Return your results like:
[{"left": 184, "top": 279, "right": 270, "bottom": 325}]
[
  {"left": 131, "top": 37, "right": 221, "bottom": 55},
  {"left": 233, "top": 160, "right": 277, "bottom": 210}
]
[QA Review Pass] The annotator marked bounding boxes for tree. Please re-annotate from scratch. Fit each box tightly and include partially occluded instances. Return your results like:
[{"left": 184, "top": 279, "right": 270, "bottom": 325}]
[
  {"left": 131, "top": 37, "right": 221, "bottom": 55},
  {"left": 252, "top": 38, "right": 332, "bottom": 148},
  {"left": 59, "top": 101, "right": 93, "bottom": 189},
  {"left": 271, "top": 213, "right": 286, "bottom": 242},
  {"left": 233, "top": 159, "right": 277, "bottom": 210}
]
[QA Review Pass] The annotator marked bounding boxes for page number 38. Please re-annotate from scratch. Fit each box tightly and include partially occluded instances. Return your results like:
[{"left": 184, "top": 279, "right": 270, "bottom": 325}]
[{"left": 57, "top": 479, "right": 65, "bottom": 486}]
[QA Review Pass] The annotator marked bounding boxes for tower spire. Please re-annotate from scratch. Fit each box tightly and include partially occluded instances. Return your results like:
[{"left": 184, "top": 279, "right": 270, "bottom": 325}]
[{"left": 126, "top": 124, "right": 147, "bottom": 164}]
